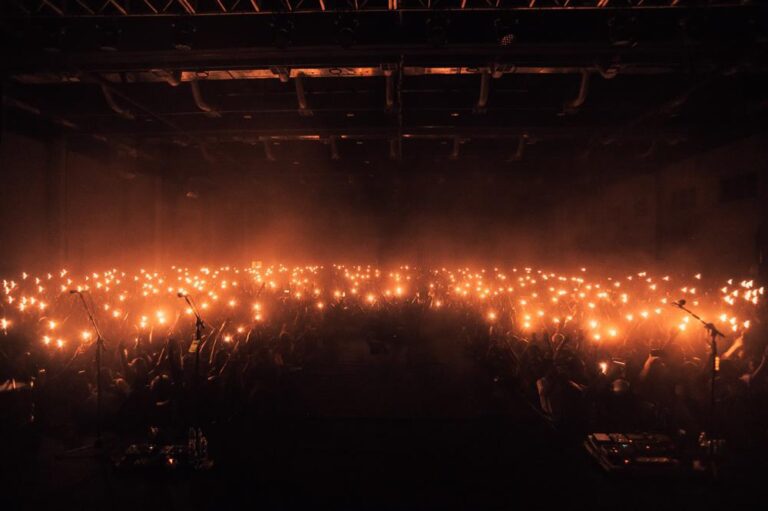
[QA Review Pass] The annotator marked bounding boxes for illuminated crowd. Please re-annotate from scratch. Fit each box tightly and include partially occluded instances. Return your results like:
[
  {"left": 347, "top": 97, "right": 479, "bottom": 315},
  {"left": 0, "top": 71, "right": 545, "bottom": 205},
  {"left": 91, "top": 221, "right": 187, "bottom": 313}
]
[{"left": 1, "top": 263, "right": 767, "bottom": 450}]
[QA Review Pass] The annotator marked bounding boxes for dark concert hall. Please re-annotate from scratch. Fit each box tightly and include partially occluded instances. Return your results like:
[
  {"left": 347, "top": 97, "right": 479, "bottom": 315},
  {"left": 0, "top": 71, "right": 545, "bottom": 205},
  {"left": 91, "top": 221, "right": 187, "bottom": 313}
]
[{"left": 1, "top": 1, "right": 767, "bottom": 510}]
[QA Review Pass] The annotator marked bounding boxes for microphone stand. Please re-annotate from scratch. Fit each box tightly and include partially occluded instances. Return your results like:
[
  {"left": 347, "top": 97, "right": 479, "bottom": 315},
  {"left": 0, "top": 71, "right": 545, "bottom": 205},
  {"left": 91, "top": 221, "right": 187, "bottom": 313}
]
[
  {"left": 60, "top": 291, "right": 107, "bottom": 457},
  {"left": 672, "top": 300, "right": 725, "bottom": 470},
  {"left": 179, "top": 294, "right": 205, "bottom": 457}
]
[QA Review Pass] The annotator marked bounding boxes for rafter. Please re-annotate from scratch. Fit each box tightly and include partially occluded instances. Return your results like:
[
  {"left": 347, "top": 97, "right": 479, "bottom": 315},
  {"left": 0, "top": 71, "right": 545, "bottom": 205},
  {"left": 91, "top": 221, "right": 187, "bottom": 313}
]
[
  {"left": 0, "top": 0, "right": 749, "bottom": 17},
  {"left": 39, "top": 0, "right": 64, "bottom": 15},
  {"left": 177, "top": 0, "right": 196, "bottom": 14},
  {"left": 142, "top": 0, "right": 159, "bottom": 13}
]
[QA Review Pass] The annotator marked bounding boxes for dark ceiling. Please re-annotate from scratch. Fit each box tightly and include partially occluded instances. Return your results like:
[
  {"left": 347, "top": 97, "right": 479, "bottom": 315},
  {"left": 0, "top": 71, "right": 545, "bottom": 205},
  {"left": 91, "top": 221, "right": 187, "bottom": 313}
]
[{"left": 1, "top": 0, "right": 767, "bottom": 179}]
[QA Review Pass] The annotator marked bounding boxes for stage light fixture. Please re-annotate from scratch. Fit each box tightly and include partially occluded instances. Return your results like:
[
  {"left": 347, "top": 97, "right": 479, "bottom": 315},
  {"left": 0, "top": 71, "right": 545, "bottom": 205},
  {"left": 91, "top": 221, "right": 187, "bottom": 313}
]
[{"left": 494, "top": 17, "right": 518, "bottom": 47}]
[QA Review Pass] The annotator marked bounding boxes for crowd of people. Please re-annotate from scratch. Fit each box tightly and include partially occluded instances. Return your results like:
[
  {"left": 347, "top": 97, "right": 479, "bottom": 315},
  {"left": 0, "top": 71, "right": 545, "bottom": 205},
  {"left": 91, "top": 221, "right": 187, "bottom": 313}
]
[
  {"left": 471, "top": 316, "right": 768, "bottom": 450},
  {"left": 1, "top": 264, "right": 766, "bottom": 465}
]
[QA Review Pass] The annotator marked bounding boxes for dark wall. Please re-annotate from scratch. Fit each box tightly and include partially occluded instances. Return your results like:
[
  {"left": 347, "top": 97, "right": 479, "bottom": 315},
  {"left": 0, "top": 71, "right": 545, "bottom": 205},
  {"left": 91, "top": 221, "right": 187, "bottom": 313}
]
[
  {"left": 547, "top": 135, "right": 768, "bottom": 276},
  {"left": 1, "top": 131, "right": 765, "bottom": 274},
  {"left": 0, "top": 132, "right": 160, "bottom": 273}
]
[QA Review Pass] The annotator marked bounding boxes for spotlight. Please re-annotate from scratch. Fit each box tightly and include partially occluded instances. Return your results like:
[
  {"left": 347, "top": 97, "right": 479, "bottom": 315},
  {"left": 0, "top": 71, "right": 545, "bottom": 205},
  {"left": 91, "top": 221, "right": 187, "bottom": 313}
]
[
  {"left": 335, "top": 16, "right": 359, "bottom": 48},
  {"left": 172, "top": 21, "right": 196, "bottom": 51},
  {"left": 494, "top": 17, "right": 518, "bottom": 47},
  {"left": 271, "top": 17, "right": 294, "bottom": 49},
  {"left": 607, "top": 16, "right": 639, "bottom": 48},
  {"left": 426, "top": 15, "right": 450, "bottom": 47}
]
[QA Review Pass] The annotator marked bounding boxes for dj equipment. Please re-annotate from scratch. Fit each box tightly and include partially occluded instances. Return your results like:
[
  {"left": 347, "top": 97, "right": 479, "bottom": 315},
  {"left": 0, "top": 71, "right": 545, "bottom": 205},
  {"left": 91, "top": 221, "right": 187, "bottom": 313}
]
[{"left": 584, "top": 432, "right": 681, "bottom": 475}]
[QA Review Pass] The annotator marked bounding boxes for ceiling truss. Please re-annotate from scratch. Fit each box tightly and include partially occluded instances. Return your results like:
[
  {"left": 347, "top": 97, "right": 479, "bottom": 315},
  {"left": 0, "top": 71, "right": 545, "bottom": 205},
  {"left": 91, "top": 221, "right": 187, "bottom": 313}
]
[{"left": 4, "top": 0, "right": 747, "bottom": 17}]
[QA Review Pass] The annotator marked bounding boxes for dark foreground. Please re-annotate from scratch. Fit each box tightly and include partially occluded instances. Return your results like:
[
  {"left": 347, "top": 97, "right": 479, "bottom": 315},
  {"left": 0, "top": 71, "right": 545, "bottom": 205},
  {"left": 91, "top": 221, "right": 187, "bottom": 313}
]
[{"left": 3, "top": 335, "right": 766, "bottom": 510}]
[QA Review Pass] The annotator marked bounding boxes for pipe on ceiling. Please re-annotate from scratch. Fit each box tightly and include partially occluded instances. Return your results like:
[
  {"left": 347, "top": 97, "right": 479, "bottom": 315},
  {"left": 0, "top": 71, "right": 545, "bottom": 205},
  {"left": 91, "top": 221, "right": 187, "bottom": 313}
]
[
  {"left": 295, "top": 73, "right": 312, "bottom": 117},
  {"left": 152, "top": 69, "right": 182, "bottom": 86},
  {"left": 562, "top": 69, "right": 591, "bottom": 114},
  {"left": 509, "top": 134, "right": 529, "bottom": 161},
  {"left": 101, "top": 84, "right": 135, "bottom": 120},
  {"left": 389, "top": 137, "right": 401, "bottom": 161},
  {"left": 263, "top": 140, "right": 276, "bottom": 161},
  {"left": 329, "top": 136, "right": 340, "bottom": 160},
  {"left": 475, "top": 69, "right": 491, "bottom": 112},
  {"left": 190, "top": 79, "right": 221, "bottom": 118},
  {"left": 384, "top": 69, "right": 394, "bottom": 111}
]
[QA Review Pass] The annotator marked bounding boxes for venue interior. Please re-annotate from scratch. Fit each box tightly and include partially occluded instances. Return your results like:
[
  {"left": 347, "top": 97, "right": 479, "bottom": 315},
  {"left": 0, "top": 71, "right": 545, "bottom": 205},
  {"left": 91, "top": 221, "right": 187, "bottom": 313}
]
[{"left": 1, "top": 1, "right": 767, "bottom": 509}]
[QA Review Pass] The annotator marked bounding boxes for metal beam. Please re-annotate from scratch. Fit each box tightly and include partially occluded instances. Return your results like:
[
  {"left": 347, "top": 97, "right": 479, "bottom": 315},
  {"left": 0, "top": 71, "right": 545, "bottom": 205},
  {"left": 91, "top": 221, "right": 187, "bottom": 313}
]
[
  {"left": 39, "top": 0, "right": 64, "bottom": 15},
  {"left": 75, "top": 0, "right": 96, "bottom": 14},
  {"left": 177, "top": 0, "right": 195, "bottom": 15},
  {"left": 94, "top": 125, "right": 715, "bottom": 142},
  {"left": 0, "top": 0, "right": 751, "bottom": 16},
  {"left": 11, "top": 64, "right": 686, "bottom": 85},
  {"left": 105, "top": 0, "right": 128, "bottom": 15},
  {"left": 6, "top": 41, "right": 716, "bottom": 75},
  {"left": 142, "top": 0, "right": 159, "bottom": 14}
]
